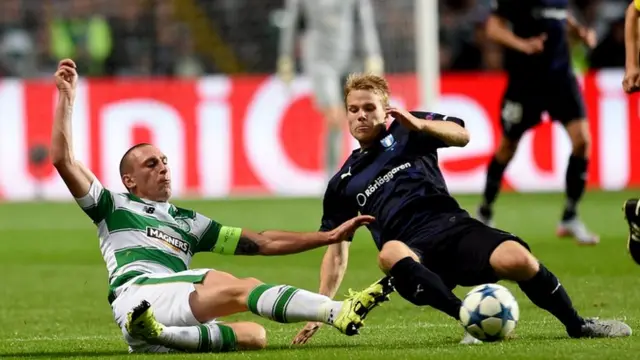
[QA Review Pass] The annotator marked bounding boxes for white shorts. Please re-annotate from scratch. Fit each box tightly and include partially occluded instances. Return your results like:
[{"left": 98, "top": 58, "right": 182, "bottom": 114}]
[{"left": 111, "top": 269, "right": 214, "bottom": 353}]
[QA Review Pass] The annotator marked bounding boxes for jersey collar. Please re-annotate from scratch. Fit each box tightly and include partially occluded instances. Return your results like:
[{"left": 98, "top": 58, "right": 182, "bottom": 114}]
[
  {"left": 353, "top": 123, "right": 394, "bottom": 154},
  {"left": 125, "top": 193, "right": 176, "bottom": 215}
]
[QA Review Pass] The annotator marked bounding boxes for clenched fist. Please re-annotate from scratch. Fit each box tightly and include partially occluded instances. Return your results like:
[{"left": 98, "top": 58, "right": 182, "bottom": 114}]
[{"left": 54, "top": 59, "right": 78, "bottom": 99}]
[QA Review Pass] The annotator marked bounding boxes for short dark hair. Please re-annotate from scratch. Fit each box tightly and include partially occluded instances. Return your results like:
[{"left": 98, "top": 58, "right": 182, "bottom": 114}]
[{"left": 119, "top": 143, "right": 152, "bottom": 177}]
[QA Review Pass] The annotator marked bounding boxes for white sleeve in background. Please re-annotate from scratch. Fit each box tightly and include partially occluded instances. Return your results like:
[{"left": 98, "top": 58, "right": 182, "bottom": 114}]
[
  {"left": 278, "top": 0, "right": 301, "bottom": 58},
  {"left": 357, "top": 0, "right": 382, "bottom": 58}
]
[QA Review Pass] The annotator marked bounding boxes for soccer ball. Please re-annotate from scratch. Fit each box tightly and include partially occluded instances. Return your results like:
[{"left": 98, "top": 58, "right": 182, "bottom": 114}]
[{"left": 459, "top": 283, "right": 519, "bottom": 342}]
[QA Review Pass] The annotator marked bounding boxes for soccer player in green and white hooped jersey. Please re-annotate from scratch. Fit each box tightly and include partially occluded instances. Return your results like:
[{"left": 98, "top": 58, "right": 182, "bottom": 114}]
[{"left": 51, "top": 59, "right": 393, "bottom": 353}]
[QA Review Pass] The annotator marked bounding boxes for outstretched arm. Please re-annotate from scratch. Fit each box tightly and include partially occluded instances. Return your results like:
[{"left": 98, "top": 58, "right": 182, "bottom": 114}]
[
  {"left": 196, "top": 215, "right": 372, "bottom": 256},
  {"left": 318, "top": 242, "right": 350, "bottom": 297},
  {"left": 51, "top": 59, "right": 95, "bottom": 198},
  {"left": 234, "top": 228, "right": 333, "bottom": 256}
]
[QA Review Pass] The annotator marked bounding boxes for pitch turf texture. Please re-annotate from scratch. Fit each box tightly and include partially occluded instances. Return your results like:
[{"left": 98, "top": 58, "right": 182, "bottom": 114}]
[{"left": 1, "top": 191, "right": 639, "bottom": 359}]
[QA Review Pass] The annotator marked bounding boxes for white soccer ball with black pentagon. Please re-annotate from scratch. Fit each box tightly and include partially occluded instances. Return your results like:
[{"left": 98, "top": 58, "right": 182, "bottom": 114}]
[{"left": 459, "top": 283, "right": 519, "bottom": 342}]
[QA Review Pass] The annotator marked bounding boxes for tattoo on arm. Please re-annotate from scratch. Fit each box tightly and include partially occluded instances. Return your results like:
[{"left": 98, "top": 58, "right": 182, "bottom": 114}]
[{"left": 234, "top": 236, "right": 261, "bottom": 255}]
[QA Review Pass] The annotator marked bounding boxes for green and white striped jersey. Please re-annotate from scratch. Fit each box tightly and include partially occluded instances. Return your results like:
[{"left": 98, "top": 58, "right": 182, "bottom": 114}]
[{"left": 75, "top": 180, "right": 241, "bottom": 302}]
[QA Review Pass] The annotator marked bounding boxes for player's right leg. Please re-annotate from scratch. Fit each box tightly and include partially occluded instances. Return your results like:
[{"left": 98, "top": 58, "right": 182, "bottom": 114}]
[
  {"left": 477, "top": 135, "right": 519, "bottom": 226},
  {"left": 477, "top": 83, "right": 541, "bottom": 226},
  {"left": 377, "top": 239, "right": 482, "bottom": 344},
  {"left": 377, "top": 240, "right": 464, "bottom": 321},
  {"left": 624, "top": 198, "right": 640, "bottom": 264}
]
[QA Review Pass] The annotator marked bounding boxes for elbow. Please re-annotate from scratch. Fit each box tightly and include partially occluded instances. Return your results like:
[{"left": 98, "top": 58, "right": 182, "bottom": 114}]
[
  {"left": 51, "top": 153, "right": 72, "bottom": 169},
  {"left": 50, "top": 143, "right": 74, "bottom": 169},
  {"left": 485, "top": 18, "right": 499, "bottom": 41},
  {"left": 446, "top": 126, "right": 470, "bottom": 147},
  {"left": 458, "top": 128, "right": 471, "bottom": 147},
  {"left": 485, "top": 15, "right": 507, "bottom": 43}
]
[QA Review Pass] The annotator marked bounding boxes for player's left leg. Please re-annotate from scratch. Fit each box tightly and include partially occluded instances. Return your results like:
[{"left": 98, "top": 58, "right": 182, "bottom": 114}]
[
  {"left": 125, "top": 305, "right": 266, "bottom": 353},
  {"left": 547, "top": 74, "right": 598, "bottom": 244},
  {"left": 478, "top": 80, "right": 543, "bottom": 226},
  {"left": 454, "top": 220, "right": 631, "bottom": 339},
  {"left": 119, "top": 269, "right": 392, "bottom": 352},
  {"left": 309, "top": 63, "right": 346, "bottom": 177}
]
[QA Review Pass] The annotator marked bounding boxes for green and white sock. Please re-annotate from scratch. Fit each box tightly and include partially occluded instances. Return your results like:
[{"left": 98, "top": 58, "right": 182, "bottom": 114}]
[
  {"left": 156, "top": 323, "right": 237, "bottom": 353},
  {"left": 247, "top": 284, "right": 343, "bottom": 324}
]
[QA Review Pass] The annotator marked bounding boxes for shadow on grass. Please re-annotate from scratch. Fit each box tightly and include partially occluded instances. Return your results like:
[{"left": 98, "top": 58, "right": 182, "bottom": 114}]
[
  {"left": 0, "top": 350, "right": 130, "bottom": 359},
  {"left": 0, "top": 334, "right": 581, "bottom": 358}
]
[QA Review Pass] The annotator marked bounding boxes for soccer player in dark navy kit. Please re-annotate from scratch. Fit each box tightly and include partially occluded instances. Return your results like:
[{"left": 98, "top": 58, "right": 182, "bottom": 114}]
[
  {"left": 291, "top": 74, "right": 631, "bottom": 345},
  {"left": 476, "top": 0, "right": 599, "bottom": 245}
]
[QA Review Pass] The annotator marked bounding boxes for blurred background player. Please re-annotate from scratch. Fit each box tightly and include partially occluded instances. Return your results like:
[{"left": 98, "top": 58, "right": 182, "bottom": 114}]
[
  {"left": 622, "top": 0, "right": 640, "bottom": 265},
  {"left": 476, "top": 0, "right": 600, "bottom": 245},
  {"left": 277, "top": 0, "right": 383, "bottom": 178}
]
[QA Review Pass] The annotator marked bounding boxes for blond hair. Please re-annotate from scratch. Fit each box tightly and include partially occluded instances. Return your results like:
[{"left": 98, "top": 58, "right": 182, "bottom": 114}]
[{"left": 343, "top": 73, "right": 390, "bottom": 107}]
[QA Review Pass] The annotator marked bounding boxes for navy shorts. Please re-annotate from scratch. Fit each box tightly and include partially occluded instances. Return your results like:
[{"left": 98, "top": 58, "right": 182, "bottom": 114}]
[
  {"left": 500, "top": 72, "right": 586, "bottom": 140},
  {"left": 407, "top": 216, "right": 530, "bottom": 289}
]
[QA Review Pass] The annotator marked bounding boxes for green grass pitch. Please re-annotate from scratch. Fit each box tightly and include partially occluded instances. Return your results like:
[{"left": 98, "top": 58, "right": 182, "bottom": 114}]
[{"left": 1, "top": 190, "right": 639, "bottom": 359}]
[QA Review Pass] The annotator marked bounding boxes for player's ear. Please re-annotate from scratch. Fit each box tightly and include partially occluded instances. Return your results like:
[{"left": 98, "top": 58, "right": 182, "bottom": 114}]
[{"left": 122, "top": 174, "right": 136, "bottom": 191}]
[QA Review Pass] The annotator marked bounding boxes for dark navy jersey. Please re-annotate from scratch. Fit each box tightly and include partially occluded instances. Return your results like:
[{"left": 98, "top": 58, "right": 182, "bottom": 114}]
[
  {"left": 492, "top": 0, "right": 572, "bottom": 78},
  {"left": 319, "top": 111, "right": 470, "bottom": 250}
]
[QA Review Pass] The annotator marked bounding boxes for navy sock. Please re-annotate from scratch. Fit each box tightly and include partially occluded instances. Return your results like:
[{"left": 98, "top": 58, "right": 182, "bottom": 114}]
[
  {"left": 389, "top": 257, "right": 462, "bottom": 320},
  {"left": 481, "top": 156, "right": 508, "bottom": 210},
  {"left": 563, "top": 155, "right": 588, "bottom": 221},
  {"left": 517, "top": 264, "right": 584, "bottom": 335}
]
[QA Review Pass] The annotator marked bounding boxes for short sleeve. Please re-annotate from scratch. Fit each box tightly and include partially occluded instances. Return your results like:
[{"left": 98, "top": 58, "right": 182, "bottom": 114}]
[
  {"left": 408, "top": 111, "right": 466, "bottom": 151},
  {"left": 193, "top": 214, "right": 242, "bottom": 255},
  {"left": 491, "top": 0, "right": 514, "bottom": 19},
  {"left": 319, "top": 182, "right": 358, "bottom": 241},
  {"left": 74, "top": 180, "right": 114, "bottom": 224},
  {"left": 635, "top": 0, "right": 640, "bottom": 11}
]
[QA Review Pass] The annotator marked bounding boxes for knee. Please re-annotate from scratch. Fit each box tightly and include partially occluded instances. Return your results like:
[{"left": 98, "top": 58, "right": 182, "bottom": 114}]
[
  {"left": 568, "top": 121, "right": 591, "bottom": 156},
  {"left": 229, "top": 322, "right": 267, "bottom": 350},
  {"left": 209, "top": 277, "right": 263, "bottom": 308},
  {"left": 378, "top": 240, "right": 420, "bottom": 274},
  {"left": 242, "top": 277, "right": 263, "bottom": 288},
  {"left": 571, "top": 134, "right": 590, "bottom": 157},
  {"left": 489, "top": 240, "right": 539, "bottom": 281},
  {"left": 495, "top": 138, "right": 518, "bottom": 163},
  {"left": 234, "top": 277, "right": 264, "bottom": 302}
]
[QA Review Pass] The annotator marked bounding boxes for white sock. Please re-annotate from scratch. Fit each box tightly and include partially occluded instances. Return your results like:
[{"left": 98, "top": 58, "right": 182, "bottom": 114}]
[
  {"left": 247, "top": 284, "right": 343, "bottom": 324},
  {"left": 155, "top": 323, "right": 237, "bottom": 353}
]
